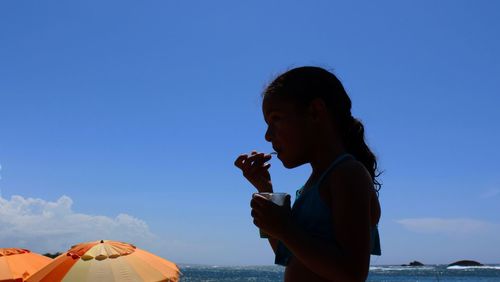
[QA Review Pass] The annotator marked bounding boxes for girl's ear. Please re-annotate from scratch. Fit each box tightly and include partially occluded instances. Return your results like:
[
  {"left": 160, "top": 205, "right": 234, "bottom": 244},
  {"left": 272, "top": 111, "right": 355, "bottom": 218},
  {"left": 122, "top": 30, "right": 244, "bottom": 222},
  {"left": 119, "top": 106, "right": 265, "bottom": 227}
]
[{"left": 307, "top": 98, "right": 328, "bottom": 122}]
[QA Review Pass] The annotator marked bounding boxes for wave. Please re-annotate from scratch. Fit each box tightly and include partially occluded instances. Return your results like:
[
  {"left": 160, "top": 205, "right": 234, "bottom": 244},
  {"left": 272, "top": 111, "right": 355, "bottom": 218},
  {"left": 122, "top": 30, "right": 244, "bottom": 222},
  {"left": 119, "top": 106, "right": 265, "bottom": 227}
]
[
  {"left": 370, "top": 266, "right": 436, "bottom": 271},
  {"left": 370, "top": 265, "right": 500, "bottom": 272},
  {"left": 447, "top": 265, "right": 500, "bottom": 270}
]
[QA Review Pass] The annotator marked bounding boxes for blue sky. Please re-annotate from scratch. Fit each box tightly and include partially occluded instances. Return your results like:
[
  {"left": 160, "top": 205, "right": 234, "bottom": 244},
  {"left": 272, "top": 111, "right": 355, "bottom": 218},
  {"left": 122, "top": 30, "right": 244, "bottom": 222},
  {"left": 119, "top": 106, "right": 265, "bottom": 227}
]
[{"left": 1, "top": 1, "right": 499, "bottom": 265}]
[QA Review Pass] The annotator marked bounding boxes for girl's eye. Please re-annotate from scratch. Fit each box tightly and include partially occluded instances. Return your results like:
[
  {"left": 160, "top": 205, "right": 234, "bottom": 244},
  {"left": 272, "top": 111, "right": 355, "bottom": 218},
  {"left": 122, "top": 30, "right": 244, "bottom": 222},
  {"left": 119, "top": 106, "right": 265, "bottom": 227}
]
[{"left": 269, "top": 114, "right": 282, "bottom": 122}]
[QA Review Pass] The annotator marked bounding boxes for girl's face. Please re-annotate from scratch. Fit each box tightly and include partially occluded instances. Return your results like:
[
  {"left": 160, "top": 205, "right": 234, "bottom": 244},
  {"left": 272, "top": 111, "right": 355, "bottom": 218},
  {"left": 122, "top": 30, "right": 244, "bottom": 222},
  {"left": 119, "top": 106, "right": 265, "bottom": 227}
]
[{"left": 262, "top": 95, "right": 312, "bottom": 168}]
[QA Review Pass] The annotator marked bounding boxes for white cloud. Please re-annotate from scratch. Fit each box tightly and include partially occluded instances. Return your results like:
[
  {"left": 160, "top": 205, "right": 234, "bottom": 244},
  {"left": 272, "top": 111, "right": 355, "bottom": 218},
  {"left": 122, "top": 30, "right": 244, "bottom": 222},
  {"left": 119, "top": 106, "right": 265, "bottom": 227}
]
[
  {"left": 0, "top": 195, "right": 155, "bottom": 253},
  {"left": 396, "top": 218, "right": 499, "bottom": 235}
]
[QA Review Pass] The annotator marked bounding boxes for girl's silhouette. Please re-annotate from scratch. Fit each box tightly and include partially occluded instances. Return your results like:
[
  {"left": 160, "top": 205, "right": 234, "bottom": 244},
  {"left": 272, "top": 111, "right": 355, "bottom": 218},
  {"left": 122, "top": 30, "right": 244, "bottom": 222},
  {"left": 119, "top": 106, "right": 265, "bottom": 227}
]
[{"left": 235, "top": 66, "right": 381, "bottom": 281}]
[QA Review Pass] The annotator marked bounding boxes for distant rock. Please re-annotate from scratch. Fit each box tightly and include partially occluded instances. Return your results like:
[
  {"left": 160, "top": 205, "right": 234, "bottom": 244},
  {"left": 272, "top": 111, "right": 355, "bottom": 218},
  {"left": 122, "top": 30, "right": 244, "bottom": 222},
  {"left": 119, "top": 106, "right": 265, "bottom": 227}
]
[
  {"left": 448, "top": 260, "right": 483, "bottom": 267},
  {"left": 401, "top": 261, "right": 424, "bottom": 267}
]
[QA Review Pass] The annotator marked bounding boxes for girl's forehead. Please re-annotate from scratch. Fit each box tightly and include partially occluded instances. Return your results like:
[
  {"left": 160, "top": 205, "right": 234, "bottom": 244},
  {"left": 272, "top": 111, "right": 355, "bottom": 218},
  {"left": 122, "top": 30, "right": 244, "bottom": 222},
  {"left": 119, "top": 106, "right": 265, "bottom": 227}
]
[
  {"left": 263, "top": 95, "right": 301, "bottom": 114},
  {"left": 263, "top": 95, "right": 290, "bottom": 110}
]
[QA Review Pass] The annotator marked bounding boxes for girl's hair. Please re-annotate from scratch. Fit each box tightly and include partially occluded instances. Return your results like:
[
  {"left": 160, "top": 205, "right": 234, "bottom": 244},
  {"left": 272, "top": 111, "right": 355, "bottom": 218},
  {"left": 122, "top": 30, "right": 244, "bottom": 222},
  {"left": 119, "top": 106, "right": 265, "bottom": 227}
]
[{"left": 263, "top": 66, "right": 381, "bottom": 191}]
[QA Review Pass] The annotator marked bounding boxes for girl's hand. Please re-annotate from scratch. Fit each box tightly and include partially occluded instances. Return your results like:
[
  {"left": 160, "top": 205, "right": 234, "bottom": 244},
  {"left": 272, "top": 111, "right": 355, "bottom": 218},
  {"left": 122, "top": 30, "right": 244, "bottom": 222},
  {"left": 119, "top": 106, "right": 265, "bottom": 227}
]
[
  {"left": 234, "top": 151, "right": 273, "bottom": 193},
  {"left": 250, "top": 194, "right": 292, "bottom": 240}
]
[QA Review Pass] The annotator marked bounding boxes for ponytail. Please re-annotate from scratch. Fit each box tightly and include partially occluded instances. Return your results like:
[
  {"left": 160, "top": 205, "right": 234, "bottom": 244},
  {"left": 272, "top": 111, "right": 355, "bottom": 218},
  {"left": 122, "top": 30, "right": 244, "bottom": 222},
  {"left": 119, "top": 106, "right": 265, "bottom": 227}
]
[{"left": 344, "top": 117, "right": 381, "bottom": 192}]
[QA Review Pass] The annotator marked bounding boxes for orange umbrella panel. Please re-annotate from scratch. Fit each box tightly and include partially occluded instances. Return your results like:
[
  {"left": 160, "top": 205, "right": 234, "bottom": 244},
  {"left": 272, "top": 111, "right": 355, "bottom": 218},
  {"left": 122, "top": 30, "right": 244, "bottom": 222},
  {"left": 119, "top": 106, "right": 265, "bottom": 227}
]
[
  {"left": 26, "top": 240, "right": 180, "bottom": 282},
  {"left": 0, "top": 249, "right": 52, "bottom": 282}
]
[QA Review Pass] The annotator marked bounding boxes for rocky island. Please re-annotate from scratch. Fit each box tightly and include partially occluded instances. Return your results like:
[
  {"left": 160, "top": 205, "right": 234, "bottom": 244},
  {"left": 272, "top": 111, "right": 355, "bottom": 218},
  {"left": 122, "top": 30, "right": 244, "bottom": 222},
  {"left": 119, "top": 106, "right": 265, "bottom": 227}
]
[
  {"left": 401, "top": 261, "right": 424, "bottom": 267},
  {"left": 448, "top": 260, "right": 483, "bottom": 267}
]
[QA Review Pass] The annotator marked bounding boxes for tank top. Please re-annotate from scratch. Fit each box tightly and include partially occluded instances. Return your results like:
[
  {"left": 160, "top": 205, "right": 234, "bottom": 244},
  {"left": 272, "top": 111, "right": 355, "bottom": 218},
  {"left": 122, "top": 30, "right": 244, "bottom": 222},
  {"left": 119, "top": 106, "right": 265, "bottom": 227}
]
[{"left": 274, "top": 153, "right": 382, "bottom": 266}]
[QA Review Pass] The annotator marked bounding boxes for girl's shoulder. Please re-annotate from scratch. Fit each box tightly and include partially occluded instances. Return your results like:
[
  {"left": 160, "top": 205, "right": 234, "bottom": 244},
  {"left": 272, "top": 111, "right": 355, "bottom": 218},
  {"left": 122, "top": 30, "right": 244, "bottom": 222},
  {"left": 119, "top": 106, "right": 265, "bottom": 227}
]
[
  {"left": 319, "top": 159, "right": 373, "bottom": 200},
  {"left": 331, "top": 158, "right": 371, "bottom": 181}
]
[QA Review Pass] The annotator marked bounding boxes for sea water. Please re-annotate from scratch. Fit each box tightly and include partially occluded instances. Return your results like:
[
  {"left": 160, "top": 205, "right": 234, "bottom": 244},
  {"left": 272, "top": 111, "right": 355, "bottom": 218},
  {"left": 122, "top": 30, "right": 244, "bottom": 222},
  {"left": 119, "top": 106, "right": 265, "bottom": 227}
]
[{"left": 179, "top": 264, "right": 500, "bottom": 281}]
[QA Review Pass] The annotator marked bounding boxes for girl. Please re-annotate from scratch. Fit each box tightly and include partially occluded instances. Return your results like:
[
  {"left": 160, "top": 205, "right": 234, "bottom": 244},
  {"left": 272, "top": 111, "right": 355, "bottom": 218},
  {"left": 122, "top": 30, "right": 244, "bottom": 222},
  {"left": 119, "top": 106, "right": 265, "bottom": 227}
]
[{"left": 235, "top": 66, "right": 381, "bottom": 281}]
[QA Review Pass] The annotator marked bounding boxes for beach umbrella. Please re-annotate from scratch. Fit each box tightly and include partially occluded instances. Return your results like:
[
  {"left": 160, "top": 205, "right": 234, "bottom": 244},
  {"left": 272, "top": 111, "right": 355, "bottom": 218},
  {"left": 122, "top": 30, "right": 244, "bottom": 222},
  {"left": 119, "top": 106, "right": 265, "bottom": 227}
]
[
  {"left": 26, "top": 240, "right": 180, "bottom": 282},
  {"left": 0, "top": 248, "right": 52, "bottom": 282}
]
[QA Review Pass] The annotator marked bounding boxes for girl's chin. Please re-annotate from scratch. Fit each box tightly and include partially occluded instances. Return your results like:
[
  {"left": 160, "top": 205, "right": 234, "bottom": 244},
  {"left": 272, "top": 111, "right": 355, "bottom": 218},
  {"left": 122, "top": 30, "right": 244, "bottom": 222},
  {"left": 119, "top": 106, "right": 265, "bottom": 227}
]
[
  {"left": 277, "top": 152, "right": 304, "bottom": 168},
  {"left": 280, "top": 158, "right": 303, "bottom": 169}
]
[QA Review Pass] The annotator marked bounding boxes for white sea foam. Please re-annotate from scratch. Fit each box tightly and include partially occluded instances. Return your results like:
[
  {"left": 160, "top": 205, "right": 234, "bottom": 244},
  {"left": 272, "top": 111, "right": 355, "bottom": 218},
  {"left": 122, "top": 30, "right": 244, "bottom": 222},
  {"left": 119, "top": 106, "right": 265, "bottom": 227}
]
[
  {"left": 370, "top": 266, "right": 436, "bottom": 271},
  {"left": 447, "top": 265, "right": 500, "bottom": 270},
  {"left": 370, "top": 264, "right": 500, "bottom": 272}
]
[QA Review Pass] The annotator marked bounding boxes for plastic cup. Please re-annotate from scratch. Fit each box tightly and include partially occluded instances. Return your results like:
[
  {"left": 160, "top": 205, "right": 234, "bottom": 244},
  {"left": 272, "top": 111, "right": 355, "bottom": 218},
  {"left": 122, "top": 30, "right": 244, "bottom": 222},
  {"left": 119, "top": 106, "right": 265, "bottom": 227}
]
[{"left": 253, "top": 192, "right": 289, "bottom": 238}]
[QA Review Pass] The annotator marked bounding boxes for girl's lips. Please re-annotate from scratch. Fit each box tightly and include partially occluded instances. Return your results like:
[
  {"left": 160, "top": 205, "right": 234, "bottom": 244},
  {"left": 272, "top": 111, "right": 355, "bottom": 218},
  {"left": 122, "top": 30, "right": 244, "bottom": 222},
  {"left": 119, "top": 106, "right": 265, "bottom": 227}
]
[{"left": 273, "top": 150, "right": 281, "bottom": 158}]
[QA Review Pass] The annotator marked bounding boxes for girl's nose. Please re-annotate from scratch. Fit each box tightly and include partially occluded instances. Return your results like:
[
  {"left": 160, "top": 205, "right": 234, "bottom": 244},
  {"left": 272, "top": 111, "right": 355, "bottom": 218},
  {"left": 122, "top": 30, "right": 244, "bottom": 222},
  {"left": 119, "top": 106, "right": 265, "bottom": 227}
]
[{"left": 265, "top": 126, "right": 273, "bottom": 142}]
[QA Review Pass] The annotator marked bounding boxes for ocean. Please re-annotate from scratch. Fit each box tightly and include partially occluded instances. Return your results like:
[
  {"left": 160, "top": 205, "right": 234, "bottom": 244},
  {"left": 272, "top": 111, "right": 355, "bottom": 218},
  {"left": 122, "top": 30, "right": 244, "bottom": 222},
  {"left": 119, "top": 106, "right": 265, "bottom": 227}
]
[{"left": 178, "top": 265, "right": 500, "bottom": 281}]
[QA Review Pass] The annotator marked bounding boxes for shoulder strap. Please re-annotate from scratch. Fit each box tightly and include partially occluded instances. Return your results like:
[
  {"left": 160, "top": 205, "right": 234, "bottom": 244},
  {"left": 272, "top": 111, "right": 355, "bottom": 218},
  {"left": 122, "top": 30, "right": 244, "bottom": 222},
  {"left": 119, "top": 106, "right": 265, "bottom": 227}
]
[
  {"left": 295, "top": 153, "right": 354, "bottom": 201},
  {"left": 316, "top": 153, "right": 354, "bottom": 187}
]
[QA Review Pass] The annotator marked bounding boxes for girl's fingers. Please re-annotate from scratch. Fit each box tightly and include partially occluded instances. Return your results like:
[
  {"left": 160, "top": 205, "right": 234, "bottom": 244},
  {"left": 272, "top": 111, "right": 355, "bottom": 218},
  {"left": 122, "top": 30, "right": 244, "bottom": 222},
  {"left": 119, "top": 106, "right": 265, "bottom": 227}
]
[
  {"left": 246, "top": 153, "right": 270, "bottom": 165},
  {"left": 252, "top": 194, "right": 271, "bottom": 206},
  {"left": 236, "top": 152, "right": 272, "bottom": 176},
  {"left": 234, "top": 152, "right": 259, "bottom": 168},
  {"left": 251, "top": 209, "right": 257, "bottom": 218},
  {"left": 234, "top": 154, "right": 248, "bottom": 169},
  {"left": 241, "top": 154, "right": 257, "bottom": 171},
  {"left": 255, "top": 196, "right": 277, "bottom": 211},
  {"left": 241, "top": 160, "right": 251, "bottom": 171},
  {"left": 242, "top": 153, "right": 264, "bottom": 171},
  {"left": 236, "top": 151, "right": 271, "bottom": 165},
  {"left": 251, "top": 208, "right": 264, "bottom": 219},
  {"left": 245, "top": 153, "right": 262, "bottom": 162},
  {"left": 251, "top": 195, "right": 267, "bottom": 209},
  {"left": 245, "top": 162, "right": 270, "bottom": 177}
]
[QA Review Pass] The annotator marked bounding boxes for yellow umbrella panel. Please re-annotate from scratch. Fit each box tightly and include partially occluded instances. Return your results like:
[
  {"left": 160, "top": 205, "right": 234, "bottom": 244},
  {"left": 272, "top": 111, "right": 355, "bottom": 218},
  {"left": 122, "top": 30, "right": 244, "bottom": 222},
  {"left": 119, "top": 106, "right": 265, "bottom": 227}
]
[
  {"left": 26, "top": 240, "right": 180, "bottom": 282},
  {"left": 0, "top": 248, "right": 52, "bottom": 282}
]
